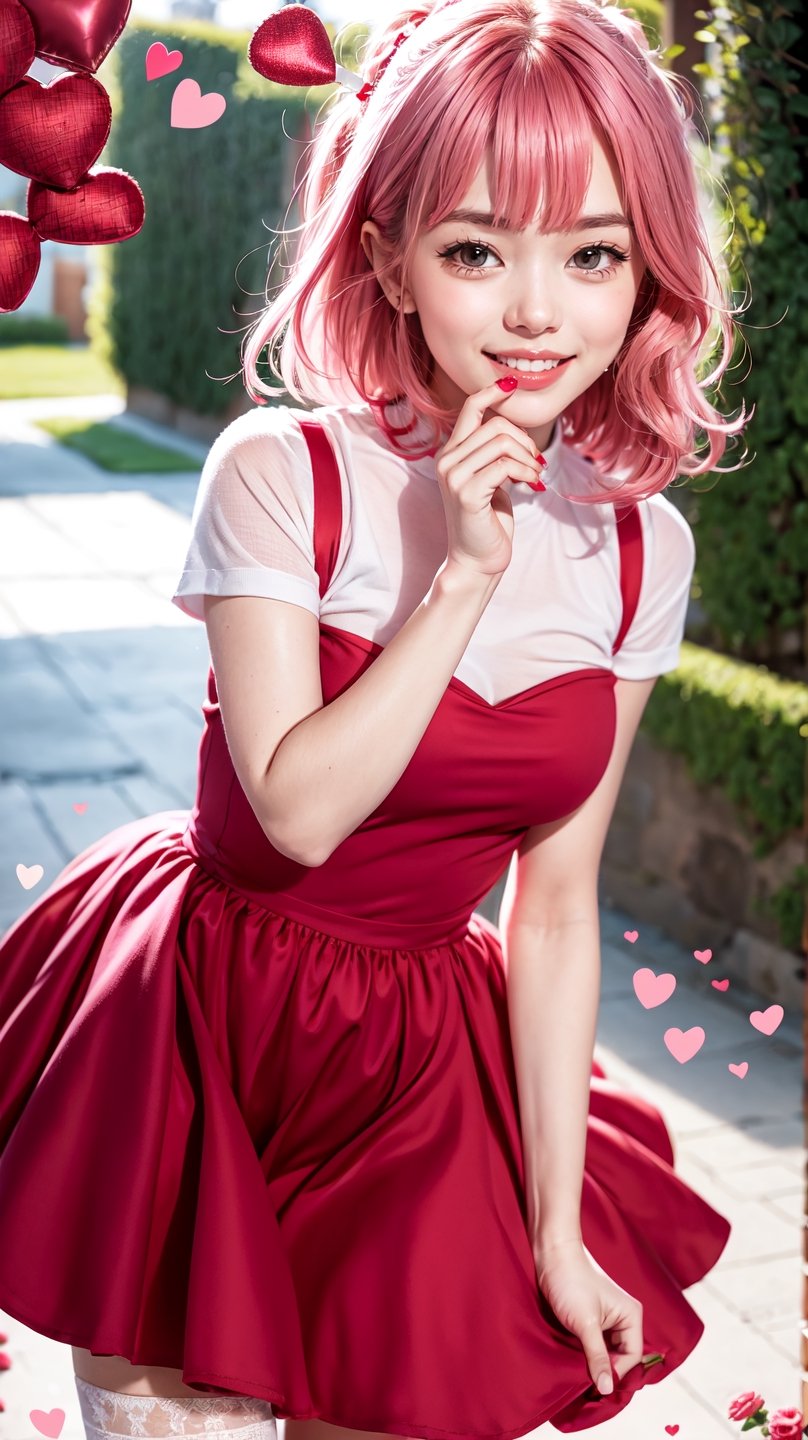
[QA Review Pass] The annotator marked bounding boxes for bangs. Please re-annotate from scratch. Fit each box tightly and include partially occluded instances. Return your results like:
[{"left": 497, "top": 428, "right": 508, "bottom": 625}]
[{"left": 414, "top": 44, "right": 605, "bottom": 237}]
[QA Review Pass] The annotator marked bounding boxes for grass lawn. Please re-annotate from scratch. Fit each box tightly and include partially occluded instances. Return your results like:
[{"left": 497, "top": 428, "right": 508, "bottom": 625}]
[
  {"left": 0, "top": 343, "right": 125, "bottom": 399},
  {"left": 34, "top": 416, "right": 200, "bottom": 473}
]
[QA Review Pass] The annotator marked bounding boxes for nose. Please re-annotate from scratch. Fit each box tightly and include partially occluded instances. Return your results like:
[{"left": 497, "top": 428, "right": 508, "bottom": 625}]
[{"left": 503, "top": 261, "right": 562, "bottom": 337}]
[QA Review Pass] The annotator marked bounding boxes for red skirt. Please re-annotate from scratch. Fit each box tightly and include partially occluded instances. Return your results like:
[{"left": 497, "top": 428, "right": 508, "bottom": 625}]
[{"left": 0, "top": 812, "right": 731, "bottom": 1438}]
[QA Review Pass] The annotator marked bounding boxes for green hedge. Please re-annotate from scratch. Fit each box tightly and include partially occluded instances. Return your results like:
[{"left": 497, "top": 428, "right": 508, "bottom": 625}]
[
  {"left": 681, "top": 0, "right": 807, "bottom": 678},
  {"left": 0, "top": 314, "right": 70, "bottom": 346},
  {"left": 643, "top": 642, "right": 807, "bottom": 950},
  {"left": 89, "top": 15, "right": 322, "bottom": 417}
]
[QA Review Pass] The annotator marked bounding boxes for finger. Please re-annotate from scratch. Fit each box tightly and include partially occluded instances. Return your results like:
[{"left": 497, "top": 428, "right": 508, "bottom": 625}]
[
  {"left": 607, "top": 1317, "right": 645, "bottom": 1382},
  {"left": 578, "top": 1323, "right": 614, "bottom": 1396},
  {"left": 449, "top": 376, "right": 520, "bottom": 449},
  {"left": 447, "top": 435, "right": 543, "bottom": 487},
  {"left": 443, "top": 420, "right": 541, "bottom": 475}
]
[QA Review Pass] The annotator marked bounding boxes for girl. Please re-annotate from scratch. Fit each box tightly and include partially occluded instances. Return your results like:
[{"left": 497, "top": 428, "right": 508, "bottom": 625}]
[{"left": 0, "top": 0, "right": 745, "bottom": 1437}]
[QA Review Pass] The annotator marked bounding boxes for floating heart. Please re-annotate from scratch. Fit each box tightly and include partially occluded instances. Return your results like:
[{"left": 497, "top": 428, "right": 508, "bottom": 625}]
[
  {"left": 749, "top": 1003, "right": 783, "bottom": 1036},
  {"left": 728, "top": 1061, "right": 749, "bottom": 1078},
  {"left": 16, "top": 861, "right": 44, "bottom": 889},
  {"left": 28, "top": 166, "right": 145, "bottom": 245},
  {"left": 0, "top": 211, "right": 40, "bottom": 312},
  {"left": 623, "top": 929, "right": 638, "bottom": 943},
  {"left": 170, "top": 77, "right": 226, "bottom": 130},
  {"left": 249, "top": 4, "right": 336, "bottom": 88},
  {"left": 693, "top": 948, "right": 712, "bottom": 964},
  {"left": 0, "top": 0, "right": 37, "bottom": 94},
  {"left": 633, "top": 968, "right": 676, "bottom": 1009},
  {"left": 711, "top": 978, "right": 729, "bottom": 991},
  {"left": 663, "top": 1026, "right": 705, "bottom": 1064},
  {"left": 73, "top": 802, "right": 88, "bottom": 814},
  {"left": 29, "top": 1409, "right": 65, "bottom": 1439},
  {"left": 145, "top": 40, "right": 183, "bottom": 81},
  {"left": 0, "top": 74, "right": 111, "bottom": 191},
  {"left": 664, "top": 1428, "right": 680, "bottom": 1437},
  {"left": 23, "top": 0, "right": 132, "bottom": 74}
]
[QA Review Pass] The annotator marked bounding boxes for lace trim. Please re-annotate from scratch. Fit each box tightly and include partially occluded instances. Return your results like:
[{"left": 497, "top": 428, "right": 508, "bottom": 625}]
[{"left": 74, "top": 1376, "right": 277, "bottom": 1438}]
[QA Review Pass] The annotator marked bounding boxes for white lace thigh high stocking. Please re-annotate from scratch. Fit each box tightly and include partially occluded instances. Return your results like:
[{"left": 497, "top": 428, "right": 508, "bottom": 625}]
[{"left": 74, "top": 1376, "right": 278, "bottom": 1440}]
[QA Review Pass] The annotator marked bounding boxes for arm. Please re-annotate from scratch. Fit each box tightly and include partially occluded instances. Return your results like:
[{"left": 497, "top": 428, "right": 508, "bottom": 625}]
[
  {"left": 205, "top": 559, "right": 501, "bottom": 866},
  {"left": 498, "top": 674, "right": 657, "bottom": 1255}
]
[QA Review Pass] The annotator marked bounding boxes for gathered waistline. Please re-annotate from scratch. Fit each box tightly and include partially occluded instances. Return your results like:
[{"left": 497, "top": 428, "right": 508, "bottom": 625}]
[{"left": 179, "top": 828, "right": 476, "bottom": 951}]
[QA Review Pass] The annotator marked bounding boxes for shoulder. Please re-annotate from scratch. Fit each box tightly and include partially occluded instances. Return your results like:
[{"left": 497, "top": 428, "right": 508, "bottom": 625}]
[
  {"left": 641, "top": 491, "right": 696, "bottom": 582},
  {"left": 199, "top": 402, "right": 362, "bottom": 502},
  {"left": 206, "top": 402, "right": 317, "bottom": 469}
]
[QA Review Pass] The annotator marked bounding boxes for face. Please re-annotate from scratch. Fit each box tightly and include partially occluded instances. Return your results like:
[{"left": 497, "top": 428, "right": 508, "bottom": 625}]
[{"left": 361, "top": 133, "right": 646, "bottom": 453}]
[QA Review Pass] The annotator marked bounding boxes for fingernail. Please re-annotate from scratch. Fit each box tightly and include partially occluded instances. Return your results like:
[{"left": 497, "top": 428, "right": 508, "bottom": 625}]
[
  {"left": 537, "top": 451, "right": 548, "bottom": 467},
  {"left": 496, "top": 375, "right": 518, "bottom": 391},
  {"left": 597, "top": 1375, "right": 613, "bottom": 1395},
  {"left": 527, "top": 479, "right": 546, "bottom": 492}
]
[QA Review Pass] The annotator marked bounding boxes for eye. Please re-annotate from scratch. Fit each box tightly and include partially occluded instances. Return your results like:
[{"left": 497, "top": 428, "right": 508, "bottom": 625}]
[
  {"left": 436, "top": 239, "right": 498, "bottom": 275},
  {"left": 571, "top": 244, "right": 631, "bottom": 279}
]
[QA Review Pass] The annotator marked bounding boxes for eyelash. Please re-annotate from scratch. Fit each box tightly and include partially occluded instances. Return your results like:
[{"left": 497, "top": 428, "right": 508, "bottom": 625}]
[{"left": 436, "top": 237, "right": 631, "bottom": 280}]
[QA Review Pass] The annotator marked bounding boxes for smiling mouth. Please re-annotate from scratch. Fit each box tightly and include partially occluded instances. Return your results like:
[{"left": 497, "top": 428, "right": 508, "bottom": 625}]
[{"left": 483, "top": 352, "right": 574, "bottom": 371}]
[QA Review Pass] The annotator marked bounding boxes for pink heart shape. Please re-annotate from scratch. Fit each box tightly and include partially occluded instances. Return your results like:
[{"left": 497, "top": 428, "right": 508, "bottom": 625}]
[
  {"left": 623, "top": 929, "right": 638, "bottom": 943},
  {"left": 633, "top": 967, "right": 676, "bottom": 1009},
  {"left": 16, "top": 860, "right": 44, "bottom": 889},
  {"left": 170, "top": 77, "right": 226, "bottom": 130},
  {"left": 693, "top": 948, "right": 712, "bottom": 963},
  {"left": 664, "top": 1026, "right": 705, "bottom": 1064},
  {"left": 30, "top": 1409, "right": 65, "bottom": 1439},
  {"left": 711, "top": 978, "right": 729, "bottom": 991},
  {"left": 728, "top": 1061, "right": 749, "bottom": 1078},
  {"left": 749, "top": 1004, "right": 783, "bottom": 1036},
  {"left": 0, "top": 0, "right": 37, "bottom": 94},
  {"left": 248, "top": 5, "right": 336, "bottom": 88},
  {"left": 0, "top": 74, "right": 111, "bottom": 190},
  {"left": 73, "top": 802, "right": 88, "bottom": 814},
  {"left": 664, "top": 1428, "right": 679, "bottom": 1437},
  {"left": 23, "top": 0, "right": 131, "bottom": 75},
  {"left": 145, "top": 41, "right": 183, "bottom": 81},
  {"left": 0, "top": 211, "right": 41, "bottom": 312}
]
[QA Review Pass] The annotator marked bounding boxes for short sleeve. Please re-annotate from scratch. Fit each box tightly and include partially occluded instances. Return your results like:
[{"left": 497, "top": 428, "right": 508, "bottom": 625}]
[
  {"left": 171, "top": 405, "right": 321, "bottom": 622},
  {"left": 611, "top": 495, "right": 696, "bottom": 680}
]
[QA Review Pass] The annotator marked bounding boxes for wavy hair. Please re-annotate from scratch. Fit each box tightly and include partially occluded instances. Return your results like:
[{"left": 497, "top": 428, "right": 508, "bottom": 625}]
[{"left": 241, "top": 0, "right": 748, "bottom": 504}]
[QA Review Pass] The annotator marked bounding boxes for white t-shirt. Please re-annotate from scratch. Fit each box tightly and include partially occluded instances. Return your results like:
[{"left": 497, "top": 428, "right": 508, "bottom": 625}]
[{"left": 171, "top": 400, "right": 695, "bottom": 706}]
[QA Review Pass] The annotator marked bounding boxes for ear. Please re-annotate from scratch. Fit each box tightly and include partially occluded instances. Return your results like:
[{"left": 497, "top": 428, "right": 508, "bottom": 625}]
[{"left": 360, "top": 219, "right": 417, "bottom": 315}]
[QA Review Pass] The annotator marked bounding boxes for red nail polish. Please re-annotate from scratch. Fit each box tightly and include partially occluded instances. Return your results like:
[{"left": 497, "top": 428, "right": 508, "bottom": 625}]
[
  {"left": 496, "top": 375, "right": 518, "bottom": 391},
  {"left": 537, "top": 451, "right": 548, "bottom": 467},
  {"left": 527, "top": 479, "right": 547, "bottom": 492}
]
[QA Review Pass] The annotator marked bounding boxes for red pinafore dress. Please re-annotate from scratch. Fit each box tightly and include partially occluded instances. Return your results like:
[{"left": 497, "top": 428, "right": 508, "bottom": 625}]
[{"left": 0, "top": 418, "right": 731, "bottom": 1439}]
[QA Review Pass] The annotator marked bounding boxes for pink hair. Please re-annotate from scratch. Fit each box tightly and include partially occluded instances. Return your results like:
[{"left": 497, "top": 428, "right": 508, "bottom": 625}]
[{"left": 241, "top": 0, "right": 748, "bottom": 505}]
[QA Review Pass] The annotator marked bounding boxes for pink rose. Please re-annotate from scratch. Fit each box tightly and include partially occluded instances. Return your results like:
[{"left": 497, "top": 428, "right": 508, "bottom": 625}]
[
  {"left": 729, "top": 1392, "right": 765, "bottom": 1422},
  {"left": 768, "top": 1407, "right": 805, "bottom": 1440}
]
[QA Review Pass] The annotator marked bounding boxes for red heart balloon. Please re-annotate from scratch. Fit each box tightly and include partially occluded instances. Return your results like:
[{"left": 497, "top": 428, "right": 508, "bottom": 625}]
[
  {"left": 28, "top": 166, "right": 145, "bottom": 244},
  {"left": 0, "top": 0, "right": 37, "bottom": 94},
  {"left": 0, "top": 74, "right": 112, "bottom": 190},
  {"left": 23, "top": 0, "right": 132, "bottom": 75},
  {"left": 0, "top": 211, "right": 41, "bottom": 311},
  {"left": 249, "top": 4, "right": 336, "bottom": 88}
]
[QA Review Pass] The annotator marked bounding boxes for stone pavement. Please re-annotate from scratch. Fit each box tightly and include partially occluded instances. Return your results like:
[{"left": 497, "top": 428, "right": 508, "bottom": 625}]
[{"left": 0, "top": 397, "right": 801, "bottom": 1440}]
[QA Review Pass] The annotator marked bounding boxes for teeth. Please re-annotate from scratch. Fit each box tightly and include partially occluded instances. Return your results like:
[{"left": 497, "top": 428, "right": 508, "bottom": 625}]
[{"left": 494, "top": 355, "right": 563, "bottom": 372}]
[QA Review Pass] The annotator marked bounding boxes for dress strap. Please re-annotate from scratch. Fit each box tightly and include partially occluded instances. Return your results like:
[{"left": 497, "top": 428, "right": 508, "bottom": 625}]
[
  {"left": 611, "top": 502, "right": 643, "bottom": 656},
  {"left": 296, "top": 418, "right": 344, "bottom": 599}
]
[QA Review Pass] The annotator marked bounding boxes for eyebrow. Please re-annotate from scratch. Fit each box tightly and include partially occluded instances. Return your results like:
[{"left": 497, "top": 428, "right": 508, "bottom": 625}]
[{"left": 438, "top": 208, "right": 634, "bottom": 232}]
